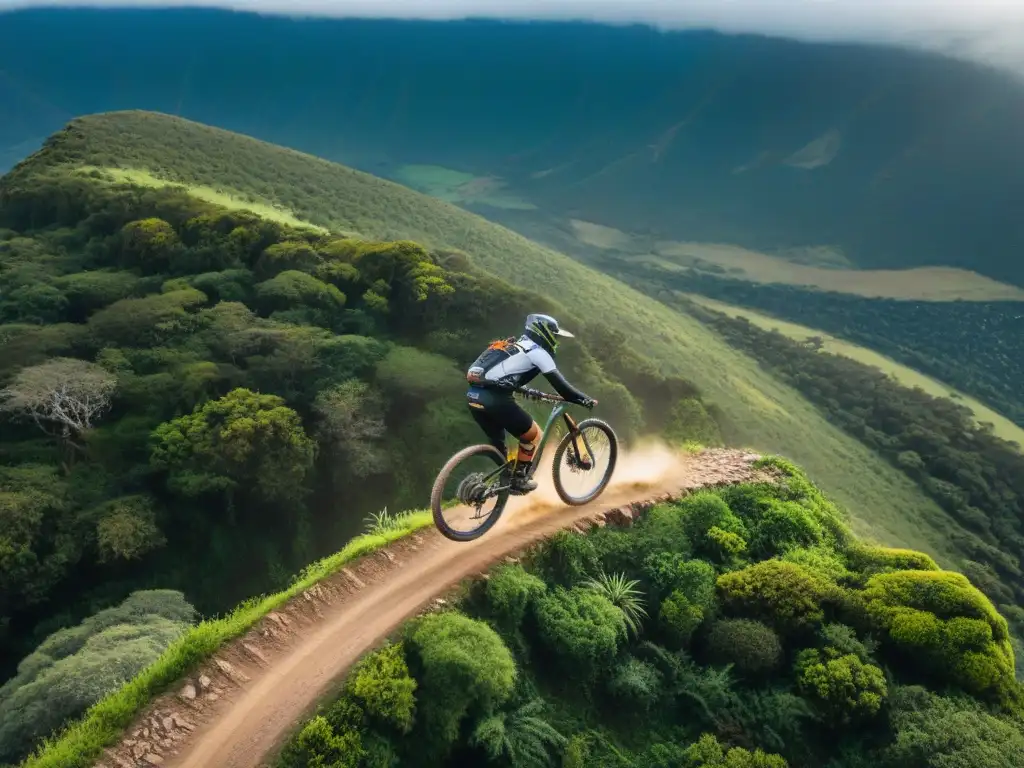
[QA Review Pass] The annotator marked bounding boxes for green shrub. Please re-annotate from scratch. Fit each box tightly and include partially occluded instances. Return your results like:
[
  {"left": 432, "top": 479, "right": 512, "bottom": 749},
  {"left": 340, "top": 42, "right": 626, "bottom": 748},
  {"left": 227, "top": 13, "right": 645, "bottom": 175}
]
[
  {"left": 750, "top": 500, "right": 825, "bottom": 559},
  {"left": 348, "top": 642, "right": 417, "bottom": 734},
  {"left": 781, "top": 545, "right": 851, "bottom": 584},
  {"left": 859, "top": 570, "right": 1017, "bottom": 703},
  {"left": 655, "top": 559, "right": 719, "bottom": 647},
  {"left": 149, "top": 387, "right": 315, "bottom": 506},
  {"left": 119, "top": 217, "right": 182, "bottom": 273},
  {"left": 818, "top": 623, "right": 878, "bottom": 663},
  {"left": 846, "top": 545, "right": 939, "bottom": 577},
  {"left": 407, "top": 611, "right": 516, "bottom": 747},
  {"left": 470, "top": 698, "right": 567, "bottom": 766},
  {"left": 644, "top": 556, "right": 717, "bottom": 605},
  {"left": 254, "top": 269, "right": 345, "bottom": 315},
  {"left": 678, "top": 492, "right": 747, "bottom": 542},
  {"left": 795, "top": 648, "right": 887, "bottom": 724},
  {"left": 682, "top": 733, "right": 788, "bottom": 767},
  {"left": 717, "top": 560, "right": 830, "bottom": 634},
  {"left": 635, "top": 502, "right": 694, "bottom": 556},
  {"left": 534, "top": 587, "right": 626, "bottom": 681},
  {"left": 607, "top": 657, "right": 663, "bottom": 710},
  {"left": 725, "top": 460, "right": 852, "bottom": 549},
  {"left": 277, "top": 715, "right": 363, "bottom": 768},
  {"left": 533, "top": 531, "right": 600, "bottom": 587},
  {"left": 0, "top": 591, "right": 194, "bottom": 764},
  {"left": 660, "top": 590, "right": 707, "bottom": 647},
  {"left": 886, "top": 686, "right": 1024, "bottom": 768},
  {"left": 705, "top": 619, "right": 783, "bottom": 675},
  {"left": 485, "top": 563, "right": 547, "bottom": 632},
  {"left": 706, "top": 525, "right": 748, "bottom": 563}
]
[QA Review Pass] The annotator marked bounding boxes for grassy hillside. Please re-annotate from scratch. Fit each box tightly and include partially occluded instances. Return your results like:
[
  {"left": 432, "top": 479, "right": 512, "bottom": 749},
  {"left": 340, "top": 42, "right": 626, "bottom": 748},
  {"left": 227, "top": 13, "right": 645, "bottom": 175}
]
[
  {"left": 3, "top": 111, "right": 960, "bottom": 564},
  {"left": 278, "top": 459, "right": 1024, "bottom": 768},
  {"left": 685, "top": 294, "right": 1024, "bottom": 447}
]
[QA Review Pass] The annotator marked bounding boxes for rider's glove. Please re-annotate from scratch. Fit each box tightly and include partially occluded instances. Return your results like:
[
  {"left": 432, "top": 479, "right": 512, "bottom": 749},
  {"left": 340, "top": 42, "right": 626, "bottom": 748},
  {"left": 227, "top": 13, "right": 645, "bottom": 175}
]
[{"left": 579, "top": 395, "right": 597, "bottom": 409}]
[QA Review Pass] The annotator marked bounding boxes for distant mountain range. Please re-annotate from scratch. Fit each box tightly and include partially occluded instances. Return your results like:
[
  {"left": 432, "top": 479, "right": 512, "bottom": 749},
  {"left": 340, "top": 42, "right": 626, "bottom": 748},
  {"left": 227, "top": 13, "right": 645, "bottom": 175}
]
[{"left": 3, "top": 8, "right": 1023, "bottom": 285}]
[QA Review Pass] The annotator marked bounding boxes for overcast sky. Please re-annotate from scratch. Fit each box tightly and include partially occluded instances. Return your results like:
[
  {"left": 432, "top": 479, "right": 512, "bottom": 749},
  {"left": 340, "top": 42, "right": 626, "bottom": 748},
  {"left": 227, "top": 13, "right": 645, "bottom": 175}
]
[{"left": 2, "top": 0, "right": 1023, "bottom": 74}]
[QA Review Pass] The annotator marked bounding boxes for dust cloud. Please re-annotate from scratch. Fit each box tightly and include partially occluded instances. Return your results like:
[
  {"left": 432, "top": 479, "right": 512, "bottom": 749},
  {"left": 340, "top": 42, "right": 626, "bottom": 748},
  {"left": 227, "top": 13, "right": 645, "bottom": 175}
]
[{"left": 496, "top": 436, "right": 688, "bottom": 531}]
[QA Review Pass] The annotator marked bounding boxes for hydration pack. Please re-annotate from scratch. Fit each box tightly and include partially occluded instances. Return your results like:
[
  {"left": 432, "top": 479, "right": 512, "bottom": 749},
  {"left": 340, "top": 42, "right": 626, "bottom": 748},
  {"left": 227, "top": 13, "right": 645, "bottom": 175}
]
[{"left": 467, "top": 336, "right": 522, "bottom": 385}]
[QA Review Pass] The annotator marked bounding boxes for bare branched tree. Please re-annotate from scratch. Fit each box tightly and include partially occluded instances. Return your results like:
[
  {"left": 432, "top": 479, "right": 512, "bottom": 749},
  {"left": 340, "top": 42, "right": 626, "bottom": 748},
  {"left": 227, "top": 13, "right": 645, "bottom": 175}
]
[{"left": 0, "top": 358, "right": 117, "bottom": 452}]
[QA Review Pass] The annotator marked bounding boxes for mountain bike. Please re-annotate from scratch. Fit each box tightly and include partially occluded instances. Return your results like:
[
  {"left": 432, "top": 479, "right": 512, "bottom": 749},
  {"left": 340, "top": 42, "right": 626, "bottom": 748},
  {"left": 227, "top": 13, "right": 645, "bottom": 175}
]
[{"left": 431, "top": 386, "right": 619, "bottom": 542}]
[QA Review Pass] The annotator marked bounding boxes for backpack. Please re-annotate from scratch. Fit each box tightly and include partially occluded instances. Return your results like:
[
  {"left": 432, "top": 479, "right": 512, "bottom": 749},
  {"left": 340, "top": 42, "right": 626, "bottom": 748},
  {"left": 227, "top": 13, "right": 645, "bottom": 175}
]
[{"left": 466, "top": 336, "right": 523, "bottom": 385}]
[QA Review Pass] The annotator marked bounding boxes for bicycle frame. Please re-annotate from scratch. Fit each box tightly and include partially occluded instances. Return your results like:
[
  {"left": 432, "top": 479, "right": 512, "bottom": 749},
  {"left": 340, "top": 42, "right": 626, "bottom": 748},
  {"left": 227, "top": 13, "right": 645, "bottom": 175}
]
[{"left": 477, "top": 388, "right": 598, "bottom": 493}]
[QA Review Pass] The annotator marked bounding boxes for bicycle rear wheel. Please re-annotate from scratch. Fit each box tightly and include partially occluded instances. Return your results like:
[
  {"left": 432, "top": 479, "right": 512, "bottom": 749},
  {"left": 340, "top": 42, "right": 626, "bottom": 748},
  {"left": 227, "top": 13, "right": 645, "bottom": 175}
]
[
  {"left": 431, "top": 444, "right": 511, "bottom": 542},
  {"left": 551, "top": 419, "right": 618, "bottom": 506}
]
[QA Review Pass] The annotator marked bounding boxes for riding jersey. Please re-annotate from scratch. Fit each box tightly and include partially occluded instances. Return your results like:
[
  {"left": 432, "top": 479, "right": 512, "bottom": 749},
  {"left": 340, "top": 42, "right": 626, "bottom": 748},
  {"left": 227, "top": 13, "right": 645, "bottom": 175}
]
[{"left": 469, "top": 334, "right": 589, "bottom": 405}]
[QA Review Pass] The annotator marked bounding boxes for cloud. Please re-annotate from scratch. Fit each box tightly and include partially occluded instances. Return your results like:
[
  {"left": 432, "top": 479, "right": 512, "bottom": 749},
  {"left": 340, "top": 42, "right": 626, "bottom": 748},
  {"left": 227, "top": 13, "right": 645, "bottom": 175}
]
[{"left": 3, "top": 0, "right": 1023, "bottom": 74}]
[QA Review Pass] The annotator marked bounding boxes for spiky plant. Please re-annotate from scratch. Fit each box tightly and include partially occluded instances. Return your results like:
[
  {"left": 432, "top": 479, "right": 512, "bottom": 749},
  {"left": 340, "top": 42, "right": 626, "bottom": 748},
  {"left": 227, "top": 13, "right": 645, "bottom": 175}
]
[
  {"left": 471, "top": 699, "right": 567, "bottom": 767},
  {"left": 363, "top": 506, "right": 418, "bottom": 536},
  {"left": 583, "top": 571, "right": 649, "bottom": 636}
]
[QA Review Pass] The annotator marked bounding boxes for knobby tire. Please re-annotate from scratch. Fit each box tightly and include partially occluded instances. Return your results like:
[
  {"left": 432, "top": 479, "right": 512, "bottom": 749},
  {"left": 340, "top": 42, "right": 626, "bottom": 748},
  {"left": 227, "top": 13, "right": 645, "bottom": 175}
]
[
  {"left": 431, "top": 444, "right": 510, "bottom": 542},
  {"left": 551, "top": 418, "right": 618, "bottom": 506}
]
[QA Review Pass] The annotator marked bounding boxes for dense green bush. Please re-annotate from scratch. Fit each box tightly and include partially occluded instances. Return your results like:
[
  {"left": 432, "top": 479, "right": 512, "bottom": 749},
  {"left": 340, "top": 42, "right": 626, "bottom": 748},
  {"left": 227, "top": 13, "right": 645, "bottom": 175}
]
[
  {"left": 859, "top": 570, "right": 1017, "bottom": 703},
  {"left": 607, "top": 656, "right": 664, "bottom": 711},
  {"left": 0, "top": 590, "right": 195, "bottom": 763},
  {"left": 846, "top": 545, "right": 939, "bottom": 577},
  {"left": 484, "top": 563, "right": 548, "bottom": 633},
  {"left": 657, "top": 562, "right": 717, "bottom": 648},
  {"left": 348, "top": 643, "right": 417, "bottom": 734},
  {"left": 534, "top": 587, "right": 627, "bottom": 681},
  {"left": 749, "top": 500, "right": 825, "bottom": 559},
  {"left": 406, "top": 612, "right": 516, "bottom": 747},
  {"left": 885, "top": 686, "right": 1024, "bottom": 768},
  {"left": 683, "top": 733, "right": 788, "bottom": 767},
  {"left": 150, "top": 387, "right": 316, "bottom": 507},
  {"left": 705, "top": 619, "right": 783, "bottom": 675},
  {"left": 717, "top": 560, "right": 830, "bottom": 634},
  {"left": 794, "top": 648, "right": 887, "bottom": 724}
]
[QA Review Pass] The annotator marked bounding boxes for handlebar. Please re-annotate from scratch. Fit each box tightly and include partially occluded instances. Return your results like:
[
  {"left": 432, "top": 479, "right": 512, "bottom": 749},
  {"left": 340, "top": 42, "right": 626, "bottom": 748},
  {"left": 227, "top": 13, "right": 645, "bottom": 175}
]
[
  {"left": 514, "top": 387, "right": 596, "bottom": 409},
  {"left": 515, "top": 386, "right": 563, "bottom": 403}
]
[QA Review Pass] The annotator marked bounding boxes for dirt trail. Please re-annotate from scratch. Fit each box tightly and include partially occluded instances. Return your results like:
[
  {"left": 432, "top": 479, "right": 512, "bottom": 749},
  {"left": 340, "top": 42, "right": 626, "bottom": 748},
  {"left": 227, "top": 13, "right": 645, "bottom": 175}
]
[{"left": 97, "top": 445, "right": 765, "bottom": 768}]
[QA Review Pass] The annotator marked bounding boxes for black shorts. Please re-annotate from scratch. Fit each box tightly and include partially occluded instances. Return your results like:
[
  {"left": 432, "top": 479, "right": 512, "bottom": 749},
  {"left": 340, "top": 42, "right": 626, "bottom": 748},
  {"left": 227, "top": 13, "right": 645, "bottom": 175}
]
[{"left": 466, "top": 386, "right": 534, "bottom": 452}]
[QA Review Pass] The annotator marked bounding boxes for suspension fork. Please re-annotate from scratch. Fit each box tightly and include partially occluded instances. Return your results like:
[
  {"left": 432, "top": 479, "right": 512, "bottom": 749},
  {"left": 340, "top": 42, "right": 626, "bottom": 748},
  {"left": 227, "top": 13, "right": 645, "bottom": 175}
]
[{"left": 562, "top": 411, "right": 595, "bottom": 469}]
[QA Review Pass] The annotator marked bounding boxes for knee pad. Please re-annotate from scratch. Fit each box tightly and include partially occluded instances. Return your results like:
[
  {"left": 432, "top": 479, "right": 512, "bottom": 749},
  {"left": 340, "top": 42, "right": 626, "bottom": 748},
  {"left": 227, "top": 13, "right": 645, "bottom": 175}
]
[{"left": 518, "top": 437, "right": 537, "bottom": 455}]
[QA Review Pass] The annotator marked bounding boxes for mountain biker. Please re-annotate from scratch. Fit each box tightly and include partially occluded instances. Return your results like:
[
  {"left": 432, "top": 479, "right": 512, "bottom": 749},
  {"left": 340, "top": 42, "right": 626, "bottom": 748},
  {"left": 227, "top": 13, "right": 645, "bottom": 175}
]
[{"left": 465, "top": 313, "right": 597, "bottom": 494}]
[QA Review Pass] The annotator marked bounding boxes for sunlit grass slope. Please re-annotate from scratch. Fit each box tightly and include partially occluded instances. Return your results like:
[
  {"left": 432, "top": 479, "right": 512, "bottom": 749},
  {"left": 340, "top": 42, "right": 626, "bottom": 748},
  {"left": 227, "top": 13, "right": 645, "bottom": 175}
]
[
  {"left": 686, "top": 294, "right": 1024, "bottom": 448},
  {"left": 9, "top": 110, "right": 957, "bottom": 561}
]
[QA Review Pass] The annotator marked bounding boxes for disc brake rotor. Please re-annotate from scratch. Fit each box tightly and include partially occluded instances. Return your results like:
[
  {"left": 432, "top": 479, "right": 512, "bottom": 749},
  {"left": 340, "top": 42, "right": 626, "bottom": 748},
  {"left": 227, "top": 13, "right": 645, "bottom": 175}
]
[{"left": 567, "top": 449, "right": 594, "bottom": 473}]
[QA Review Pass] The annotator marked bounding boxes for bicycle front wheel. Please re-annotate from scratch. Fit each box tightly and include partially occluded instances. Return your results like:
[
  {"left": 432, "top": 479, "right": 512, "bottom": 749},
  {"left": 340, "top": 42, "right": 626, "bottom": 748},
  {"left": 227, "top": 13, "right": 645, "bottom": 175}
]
[
  {"left": 551, "top": 419, "right": 618, "bottom": 506},
  {"left": 431, "top": 444, "right": 511, "bottom": 542}
]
